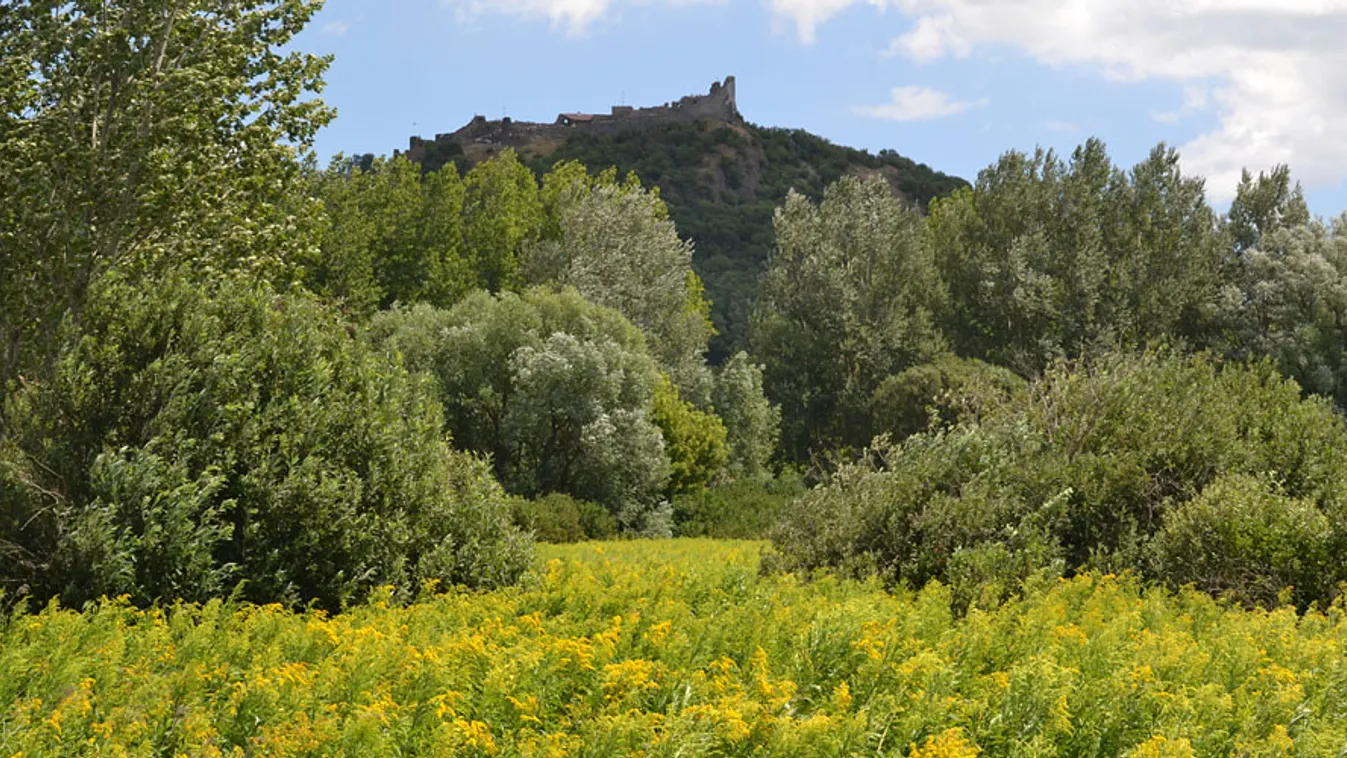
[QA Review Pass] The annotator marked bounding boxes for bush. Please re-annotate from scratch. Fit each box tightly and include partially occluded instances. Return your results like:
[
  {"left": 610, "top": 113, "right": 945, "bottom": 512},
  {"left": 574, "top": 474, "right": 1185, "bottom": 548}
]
[
  {"left": 871, "top": 354, "right": 1027, "bottom": 439},
  {"left": 511, "top": 493, "right": 617, "bottom": 543},
  {"left": 770, "top": 349, "right": 1347, "bottom": 608},
  {"left": 1151, "top": 473, "right": 1334, "bottom": 607},
  {"left": 672, "top": 472, "right": 806, "bottom": 539},
  {"left": 711, "top": 352, "right": 781, "bottom": 480},
  {"left": 651, "top": 375, "right": 729, "bottom": 497},
  {"left": 0, "top": 275, "right": 530, "bottom": 609},
  {"left": 367, "top": 288, "right": 674, "bottom": 534}
]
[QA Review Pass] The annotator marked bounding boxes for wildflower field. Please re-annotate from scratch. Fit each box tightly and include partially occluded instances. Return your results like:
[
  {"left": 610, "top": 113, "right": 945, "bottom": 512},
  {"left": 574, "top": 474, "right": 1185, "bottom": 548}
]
[{"left": 3, "top": 540, "right": 1347, "bottom": 757}]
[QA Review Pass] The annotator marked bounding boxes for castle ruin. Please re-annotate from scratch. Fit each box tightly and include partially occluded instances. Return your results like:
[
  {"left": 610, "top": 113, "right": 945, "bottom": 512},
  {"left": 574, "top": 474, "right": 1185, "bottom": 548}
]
[{"left": 406, "top": 76, "right": 740, "bottom": 163}]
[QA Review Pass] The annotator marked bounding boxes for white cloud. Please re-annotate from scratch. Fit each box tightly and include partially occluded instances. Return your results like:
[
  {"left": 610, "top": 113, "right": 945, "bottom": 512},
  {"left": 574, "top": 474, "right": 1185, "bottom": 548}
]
[
  {"left": 1150, "top": 85, "right": 1211, "bottom": 124},
  {"left": 767, "top": 0, "right": 887, "bottom": 44},
  {"left": 854, "top": 85, "right": 988, "bottom": 121},
  {"left": 442, "top": 0, "right": 719, "bottom": 36},
  {"left": 769, "top": 0, "right": 1347, "bottom": 199},
  {"left": 322, "top": 20, "right": 351, "bottom": 36}
]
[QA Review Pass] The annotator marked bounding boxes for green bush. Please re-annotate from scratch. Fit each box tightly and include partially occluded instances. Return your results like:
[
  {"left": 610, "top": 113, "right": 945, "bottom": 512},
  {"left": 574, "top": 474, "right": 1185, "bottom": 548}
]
[
  {"left": 672, "top": 473, "right": 806, "bottom": 539},
  {"left": 770, "top": 349, "right": 1347, "bottom": 608},
  {"left": 1151, "top": 473, "right": 1335, "bottom": 608},
  {"left": 871, "top": 354, "right": 1027, "bottom": 439},
  {"left": 511, "top": 493, "right": 617, "bottom": 543},
  {"left": 652, "top": 374, "right": 729, "bottom": 498},
  {"left": 367, "top": 288, "right": 675, "bottom": 535},
  {"left": 0, "top": 275, "right": 531, "bottom": 610},
  {"left": 711, "top": 352, "right": 781, "bottom": 480}
]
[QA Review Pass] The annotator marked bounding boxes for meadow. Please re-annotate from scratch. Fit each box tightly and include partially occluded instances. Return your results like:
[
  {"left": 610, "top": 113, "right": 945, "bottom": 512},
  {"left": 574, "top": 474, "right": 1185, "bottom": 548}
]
[{"left": 3, "top": 540, "right": 1346, "bottom": 757}]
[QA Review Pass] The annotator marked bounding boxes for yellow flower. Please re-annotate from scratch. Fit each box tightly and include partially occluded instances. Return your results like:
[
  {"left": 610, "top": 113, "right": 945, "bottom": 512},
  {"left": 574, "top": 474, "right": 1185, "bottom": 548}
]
[
  {"left": 603, "top": 659, "right": 662, "bottom": 704},
  {"left": 1130, "top": 735, "right": 1196, "bottom": 758},
  {"left": 831, "top": 680, "right": 853, "bottom": 712},
  {"left": 908, "top": 728, "right": 981, "bottom": 758},
  {"left": 454, "top": 719, "right": 499, "bottom": 754},
  {"left": 645, "top": 620, "right": 673, "bottom": 647}
]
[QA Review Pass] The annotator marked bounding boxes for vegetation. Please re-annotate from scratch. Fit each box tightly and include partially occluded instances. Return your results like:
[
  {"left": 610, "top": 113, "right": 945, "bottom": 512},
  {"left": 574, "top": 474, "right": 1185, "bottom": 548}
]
[
  {"left": 871, "top": 355, "right": 1027, "bottom": 441},
  {"left": 753, "top": 176, "right": 947, "bottom": 459},
  {"left": 14, "top": 1, "right": 1347, "bottom": 752},
  {"left": 367, "top": 289, "right": 677, "bottom": 535},
  {"left": 0, "top": 276, "right": 529, "bottom": 610},
  {"left": 510, "top": 493, "right": 617, "bottom": 544},
  {"left": 0, "top": 0, "right": 332, "bottom": 419},
  {"left": 672, "top": 474, "right": 806, "bottom": 539},
  {"left": 507, "top": 121, "right": 968, "bottom": 361},
  {"left": 771, "top": 350, "right": 1347, "bottom": 610},
  {"left": 4, "top": 541, "right": 1347, "bottom": 756}
]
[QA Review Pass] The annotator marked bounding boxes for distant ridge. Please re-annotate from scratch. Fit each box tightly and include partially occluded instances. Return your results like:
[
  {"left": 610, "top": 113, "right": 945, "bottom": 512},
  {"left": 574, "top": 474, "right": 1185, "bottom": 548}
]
[{"left": 405, "top": 77, "right": 740, "bottom": 166}]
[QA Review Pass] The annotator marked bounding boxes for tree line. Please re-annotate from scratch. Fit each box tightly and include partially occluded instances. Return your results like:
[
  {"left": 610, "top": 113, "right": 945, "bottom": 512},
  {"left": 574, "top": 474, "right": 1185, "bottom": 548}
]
[{"left": 5, "top": 0, "right": 1345, "bottom": 613}]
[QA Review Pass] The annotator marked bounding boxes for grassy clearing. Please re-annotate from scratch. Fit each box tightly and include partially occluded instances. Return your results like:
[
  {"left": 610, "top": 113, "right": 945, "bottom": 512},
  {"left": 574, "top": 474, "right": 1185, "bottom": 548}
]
[{"left": 2, "top": 540, "right": 1346, "bottom": 756}]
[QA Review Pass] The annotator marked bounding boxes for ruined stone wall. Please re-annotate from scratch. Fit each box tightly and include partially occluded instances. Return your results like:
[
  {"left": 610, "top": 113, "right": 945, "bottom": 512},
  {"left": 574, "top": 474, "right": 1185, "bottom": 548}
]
[{"left": 405, "top": 77, "right": 740, "bottom": 165}]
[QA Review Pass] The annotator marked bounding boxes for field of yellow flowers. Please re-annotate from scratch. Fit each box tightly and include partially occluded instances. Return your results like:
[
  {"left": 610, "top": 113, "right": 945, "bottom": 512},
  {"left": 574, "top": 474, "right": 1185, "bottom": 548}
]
[{"left": 3, "top": 539, "right": 1347, "bottom": 757}]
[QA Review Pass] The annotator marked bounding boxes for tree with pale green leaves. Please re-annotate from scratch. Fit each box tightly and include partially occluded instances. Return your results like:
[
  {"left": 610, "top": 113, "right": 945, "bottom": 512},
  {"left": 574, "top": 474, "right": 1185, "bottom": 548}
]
[
  {"left": 927, "top": 139, "right": 1224, "bottom": 374},
  {"left": 1218, "top": 214, "right": 1347, "bottom": 405},
  {"left": 367, "top": 288, "right": 679, "bottom": 535},
  {"left": 525, "top": 165, "right": 716, "bottom": 402},
  {"left": 753, "top": 175, "right": 947, "bottom": 460},
  {"left": 1227, "top": 165, "right": 1310, "bottom": 256},
  {"left": 711, "top": 352, "right": 780, "bottom": 480},
  {"left": 0, "top": 0, "right": 333, "bottom": 412}
]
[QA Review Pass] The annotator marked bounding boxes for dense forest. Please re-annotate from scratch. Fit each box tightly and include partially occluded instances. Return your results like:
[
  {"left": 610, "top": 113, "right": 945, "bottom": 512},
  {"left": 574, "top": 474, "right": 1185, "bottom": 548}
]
[{"left": 5, "top": 1, "right": 1347, "bottom": 755}]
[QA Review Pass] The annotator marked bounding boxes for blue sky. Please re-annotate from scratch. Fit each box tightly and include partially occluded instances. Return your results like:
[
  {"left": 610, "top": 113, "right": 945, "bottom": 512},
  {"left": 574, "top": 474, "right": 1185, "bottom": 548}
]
[{"left": 293, "top": 0, "right": 1347, "bottom": 217}]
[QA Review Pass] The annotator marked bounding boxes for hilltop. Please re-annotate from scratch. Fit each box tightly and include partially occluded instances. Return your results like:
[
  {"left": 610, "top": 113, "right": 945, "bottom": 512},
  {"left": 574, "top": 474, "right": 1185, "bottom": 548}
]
[{"left": 404, "top": 77, "right": 968, "bottom": 360}]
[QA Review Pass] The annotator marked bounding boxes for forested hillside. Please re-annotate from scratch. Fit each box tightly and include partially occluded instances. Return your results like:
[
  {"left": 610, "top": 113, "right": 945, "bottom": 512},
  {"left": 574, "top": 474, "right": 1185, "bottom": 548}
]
[{"left": 418, "top": 120, "right": 968, "bottom": 360}]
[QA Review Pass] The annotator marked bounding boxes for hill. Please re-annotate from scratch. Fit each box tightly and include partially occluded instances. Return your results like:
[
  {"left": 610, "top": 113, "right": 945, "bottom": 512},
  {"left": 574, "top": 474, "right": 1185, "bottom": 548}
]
[{"left": 406, "top": 79, "right": 968, "bottom": 360}]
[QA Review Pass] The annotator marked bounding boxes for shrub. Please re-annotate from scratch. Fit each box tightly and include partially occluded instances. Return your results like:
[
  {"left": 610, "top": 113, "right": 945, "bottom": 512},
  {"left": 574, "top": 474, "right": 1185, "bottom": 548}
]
[
  {"left": 511, "top": 493, "right": 617, "bottom": 543},
  {"left": 651, "top": 374, "right": 729, "bottom": 497},
  {"left": 711, "top": 352, "right": 781, "bottom": 480},
  {"left": 0, "top": 275, "right": 530, "bottom": 609},
  {"left": 1151, "top": 473, "right": 1334, "bottom": 607},
  {"left": 770, "top": 349, "right": 1347, "bottom": 608},
  {"left": 871, "top": 354, "right": 1027, "bottom": 439},
  {"left": 672, "top": 472, "right": 806, "bottom": 539},
  {"left": 367, "top": 288, "right": 674, "bottom": 534}
]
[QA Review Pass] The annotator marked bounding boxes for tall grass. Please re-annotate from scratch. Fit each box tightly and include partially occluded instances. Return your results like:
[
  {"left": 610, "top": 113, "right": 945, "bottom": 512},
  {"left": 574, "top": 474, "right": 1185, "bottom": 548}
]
[{"left": 2, "top": 540, "right": 1345, "bottom": 756}]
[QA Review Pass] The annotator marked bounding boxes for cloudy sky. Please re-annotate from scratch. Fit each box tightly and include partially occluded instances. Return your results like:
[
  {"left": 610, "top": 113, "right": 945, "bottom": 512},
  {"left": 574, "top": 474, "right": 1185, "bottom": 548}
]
[{"left": 294, "top": 0, "right": 1347, "bottom": 215}]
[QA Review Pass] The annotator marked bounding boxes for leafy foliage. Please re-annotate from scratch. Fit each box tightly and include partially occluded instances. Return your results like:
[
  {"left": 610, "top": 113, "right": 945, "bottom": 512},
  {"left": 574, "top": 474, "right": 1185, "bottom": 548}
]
[
  {"left": 0, "top": 0, "right": 332, "bottom": 402},
  {"left": 771, "top": 349, "right": 1347, "bottom": 609},
  {"left": 1150, "top": 473, "right": 1336, "bottom": 608},
  {"left": 510, "top": 492, "right": 616, "bottom": 543},
  {"left": 367, "top": 289, "right": 674, "bottom": 534},
  {"left": 464, "top": 150, "right": 545, "bottom": 293},
  {"left": 671, "top": 474, "right": 806, "bottom": 539},
  {"left": 651, "top": 376, "right": 729, "bottom": 498},
  {"left": 525, "top": 169, "right": 715, "bottom": 398},
  {"left": 4, "top": 541, "right": 1347, "bottom": 755},
  {"left": 1216, "top": 212, "right": 1347, "bottom": 406},
  {"left": 518, "top": 121, "right": 968, "bottom": 361},
  {"left": 305, "top": 155, "right": 474, "bottom": 315},
  {"left": 871, "top": 355, "right": 1027, "bottom": 440},
  {"left": 711, "top": 352, "right": 782, "bottom": 480},
  {"left": 753, "top": 176, "right": 947, "bottom": 459},
  {"left": 0, "top": 275, "right": 530, "bottom": 609},
  {"left": 927, "top": 140, "right": 1224, "bottom": 374}
]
